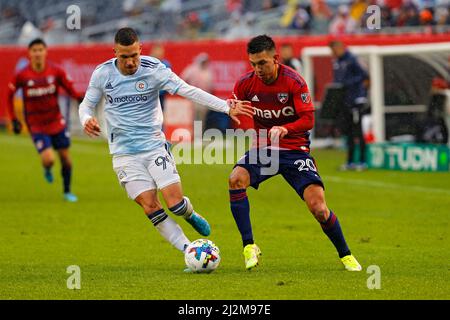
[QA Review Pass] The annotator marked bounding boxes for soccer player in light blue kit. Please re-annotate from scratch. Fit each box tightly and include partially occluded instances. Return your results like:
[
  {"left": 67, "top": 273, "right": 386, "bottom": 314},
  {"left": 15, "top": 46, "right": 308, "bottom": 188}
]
[{"left": 78, "top": 28, "right": 253, "bottom": 269}]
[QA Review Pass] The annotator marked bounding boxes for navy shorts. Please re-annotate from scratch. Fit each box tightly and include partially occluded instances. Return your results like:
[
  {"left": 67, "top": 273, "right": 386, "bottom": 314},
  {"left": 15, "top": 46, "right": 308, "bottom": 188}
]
[
  {"left": 234, "top": 149, "right": 324, "bottom": 200},
  {"left": 31, "top": 128, "right": 71, "bottom": 153}
]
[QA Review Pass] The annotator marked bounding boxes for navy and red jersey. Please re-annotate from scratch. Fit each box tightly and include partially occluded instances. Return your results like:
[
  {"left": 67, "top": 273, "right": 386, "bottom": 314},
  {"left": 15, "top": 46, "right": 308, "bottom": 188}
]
[
  {"left": 7, "top": 62, "right": 81, "bottom": 135},
  {"left": 232, "top": 64, "right": 315, "bottom": 152}
]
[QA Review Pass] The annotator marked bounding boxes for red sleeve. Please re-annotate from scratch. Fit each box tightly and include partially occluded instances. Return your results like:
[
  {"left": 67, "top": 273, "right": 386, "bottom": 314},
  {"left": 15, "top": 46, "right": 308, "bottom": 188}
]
[
  {"left": 282, "top": 81, "right": 315, "bottom": 134},
  {"left": 7, "top": 75, "right": 19, "bottom": 121},
  {"left": 57, "top": 67, "right": 81, "bottom": 99},
  {"left": 231, "top": 80, "right": 254, "bottom": 130},
  {"left": 283, "top": 110, "right": 314, "bottom": 134}
]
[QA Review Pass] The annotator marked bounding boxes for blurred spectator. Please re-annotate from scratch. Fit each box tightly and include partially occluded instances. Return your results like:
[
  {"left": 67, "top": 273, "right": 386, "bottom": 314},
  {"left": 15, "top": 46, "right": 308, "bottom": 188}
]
[
  {"left": 435, "top": 6, "right": 450, "bottom": 25},
  {"left": 181, "top": 53, "right": 230, "bottom": 133},
  {"left": 348, "top": 0, "right": 369, "bottom": 32},
  {"left": 329, "top": 5, "right": 351, "bottom": 34},
  {"left": 123, "top": 0, "right": 144, "bottom": 16},
  {"left": 380, "top": 5, "right": 396, "bottom": 27},
  {"left": 311, "top": 0, "right": 333, "bottom": 34},
  {"left": 180, "top": 11, "right": 203, "bottom": 39},
  {"left": 380, "top": 0, "right": 404, "bottom": 12},
  {"left": 280, "top": 43, "right": 303, "bottom": 74},
  {"left": 18, "top": 21, "right": 43, "bottom": 46},
  {"left": 420, "top": 8, "right": 434, "bottom": 24},
  {"left": 182, "top": 53, "right": 214, "bottom": 96},
  {"left": 280, "top": 0, "right": 301, "bottom": 28},
  {"left": 160, "top": 0, "right": 182, "bottom": 13},
  {"left": 150, "top": 43, "right": 171, "bottom": 112},
  {"left": 397, "top": 3, "right": 420, "bottom": 26},
  {"left": 420, "top": 8, "right": 435, "bottom": 32},
  {"left": 224, "top": 11, "right": 254, "bottom": 40},
  {"left": 262, "top": 0, "right": 281, "bottom": 11},
  {"left": 416, "top": 77, "right": 449, "bottom": 144},
  {"left": 290, "top": 4, "right": 312, "bottom": 31},
  {"left": 226, "top": 0, "right": 243, "bottom": 14},
  {"left": 329, "top": 40, "right": 370, "bottom": 170}
]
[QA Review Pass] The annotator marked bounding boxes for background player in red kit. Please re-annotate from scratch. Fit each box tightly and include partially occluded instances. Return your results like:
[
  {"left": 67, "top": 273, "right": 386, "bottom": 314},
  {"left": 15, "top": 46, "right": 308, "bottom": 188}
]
[
  {"left": 229, "top": 35, "right": 362, "bottom": 271},
  {"left": 7, "top": 38, "right": 82, "bottom": 202}
]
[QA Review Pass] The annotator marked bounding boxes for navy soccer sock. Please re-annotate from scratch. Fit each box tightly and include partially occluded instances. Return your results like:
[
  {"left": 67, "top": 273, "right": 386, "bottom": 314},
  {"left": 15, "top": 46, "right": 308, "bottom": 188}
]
[
  {"left": 61, "top": 165, "right": 72, "bottom": 193},
  {"left": 229, "top": 189, "right": 254, "bottom": 247},
  {"left": 320, "top": 211, "right": 351, "bottom": 258}
]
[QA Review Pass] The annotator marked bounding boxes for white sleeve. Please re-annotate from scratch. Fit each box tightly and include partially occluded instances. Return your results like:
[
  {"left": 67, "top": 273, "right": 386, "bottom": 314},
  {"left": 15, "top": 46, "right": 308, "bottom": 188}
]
[
  {"left": 156, "top": 62, "right": 230, "bottom": 114},
  {"left": 78, "top": 68, "right": 104, "bottom": 126},
  {"left": 79, "top": 98, "right": 96, "bottom": 127},
  {"left": 175, "top": 81, "right": 230, "bottom": 114}
]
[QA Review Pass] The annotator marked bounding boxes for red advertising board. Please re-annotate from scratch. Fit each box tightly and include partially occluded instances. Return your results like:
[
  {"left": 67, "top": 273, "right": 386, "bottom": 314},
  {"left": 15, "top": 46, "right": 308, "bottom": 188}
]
[{"left": 1, "top": 33, "right": 449, "bottom": 124}]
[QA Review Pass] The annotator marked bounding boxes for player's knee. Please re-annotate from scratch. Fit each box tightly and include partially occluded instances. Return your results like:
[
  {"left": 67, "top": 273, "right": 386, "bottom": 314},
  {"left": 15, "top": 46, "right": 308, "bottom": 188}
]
[
  {"left": 228, "top": 173, "right": 249, "bottom": 190},
  {"left": 137, "top": 198, "right": 161, "bottom": 215},
  {"left": 42, "top": 158, "right": 54, "bottom": 168}
]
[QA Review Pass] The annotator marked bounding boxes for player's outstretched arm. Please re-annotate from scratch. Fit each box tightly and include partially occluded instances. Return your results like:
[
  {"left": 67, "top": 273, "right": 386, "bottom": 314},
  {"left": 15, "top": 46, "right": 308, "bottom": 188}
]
[
  {"left": 160, "top": 68, "right": 254, "bottom": 123},
  {"left": 176, "top": 83, "right": 254, "bottom": 123}
]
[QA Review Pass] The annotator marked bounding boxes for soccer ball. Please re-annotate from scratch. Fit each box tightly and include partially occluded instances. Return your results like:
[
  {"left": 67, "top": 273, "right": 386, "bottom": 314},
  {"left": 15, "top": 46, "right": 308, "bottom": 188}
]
[{"left": 184, "top": 239, "right": 221, "bottom": 273}]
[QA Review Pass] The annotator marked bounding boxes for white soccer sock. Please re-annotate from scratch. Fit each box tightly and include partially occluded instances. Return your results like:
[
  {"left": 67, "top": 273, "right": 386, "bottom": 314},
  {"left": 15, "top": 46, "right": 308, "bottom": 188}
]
[{"left": 150, "top": 210, "right": 190, "bottom": 252}]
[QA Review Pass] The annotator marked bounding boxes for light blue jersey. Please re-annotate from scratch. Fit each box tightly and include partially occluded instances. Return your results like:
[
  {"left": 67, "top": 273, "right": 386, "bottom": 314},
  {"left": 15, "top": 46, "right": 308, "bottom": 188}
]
[{"left": 83, "top": 56, "right": 183, "bottom": 155}]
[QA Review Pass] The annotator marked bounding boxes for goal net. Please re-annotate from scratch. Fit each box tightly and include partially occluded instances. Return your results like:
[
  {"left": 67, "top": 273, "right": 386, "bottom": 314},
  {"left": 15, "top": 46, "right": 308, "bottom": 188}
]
[{"left": 301, "top": 42, "right": 450, "bottom": 146}]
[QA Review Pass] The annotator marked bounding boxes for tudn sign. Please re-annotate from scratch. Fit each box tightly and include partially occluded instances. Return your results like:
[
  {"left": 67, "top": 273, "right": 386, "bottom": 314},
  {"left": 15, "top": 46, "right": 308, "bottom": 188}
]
[{"left": 368, "top": 143, "right": 450, "bottom": 172}]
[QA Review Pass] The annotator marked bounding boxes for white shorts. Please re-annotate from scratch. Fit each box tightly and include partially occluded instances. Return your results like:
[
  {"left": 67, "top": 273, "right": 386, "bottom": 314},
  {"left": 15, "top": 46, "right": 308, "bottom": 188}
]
[{"left": 112, "top": 144, "right": 181, "bottom": 200}]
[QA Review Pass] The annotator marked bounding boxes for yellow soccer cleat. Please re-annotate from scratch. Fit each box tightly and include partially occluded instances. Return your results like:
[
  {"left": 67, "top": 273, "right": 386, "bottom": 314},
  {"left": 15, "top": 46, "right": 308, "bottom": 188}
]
[
  {"left": 341, "top": 255, "right": 362, "bottom": 271},
  {"left": 243, "top": 244, "right": 262, "bottom": 270}
]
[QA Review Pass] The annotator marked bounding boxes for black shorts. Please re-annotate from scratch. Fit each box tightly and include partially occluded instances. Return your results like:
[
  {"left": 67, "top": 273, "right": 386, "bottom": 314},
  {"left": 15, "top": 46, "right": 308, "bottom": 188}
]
[
  {"left": 31, "top": 128, "right": 70, "bottom": 153},
  {"left": 234, "top": 149, "right": 324, "bottom": 200}
]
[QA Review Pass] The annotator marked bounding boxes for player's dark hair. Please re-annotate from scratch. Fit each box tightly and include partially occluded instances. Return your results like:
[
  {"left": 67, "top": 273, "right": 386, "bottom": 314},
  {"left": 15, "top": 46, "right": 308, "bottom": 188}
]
[
  {"left": 247, "top": 35, "right": 276, "bottom": 54},
  {"left": 28, "top": 38, "right": 46, "bottom": 49},
  {"left": 114, "top": 27, "right": 139, "bottom": 46}
]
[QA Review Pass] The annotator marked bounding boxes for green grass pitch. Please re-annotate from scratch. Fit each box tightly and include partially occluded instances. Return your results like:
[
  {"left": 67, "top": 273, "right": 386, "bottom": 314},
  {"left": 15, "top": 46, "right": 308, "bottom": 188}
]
[{"left": 0, "top": 133, "right": 449, "bottom": 299}]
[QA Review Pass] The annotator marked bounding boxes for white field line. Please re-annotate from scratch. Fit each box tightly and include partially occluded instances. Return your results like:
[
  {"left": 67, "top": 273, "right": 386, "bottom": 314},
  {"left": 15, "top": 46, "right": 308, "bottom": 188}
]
[{"left": 323, "top": 175, "right": 450, "bottom": 196}]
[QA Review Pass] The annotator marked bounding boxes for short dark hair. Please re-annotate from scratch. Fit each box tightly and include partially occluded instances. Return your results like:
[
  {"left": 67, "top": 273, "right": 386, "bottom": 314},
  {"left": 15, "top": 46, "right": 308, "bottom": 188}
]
[
  {"left": 247, "top": 35, "right": 276, "bottom": 54},
  {"left": 28, "top": 38, "right": 46, "bottom": 49},
  {"left": 114, "top": 27, "right": 139, "bottom": 46}
]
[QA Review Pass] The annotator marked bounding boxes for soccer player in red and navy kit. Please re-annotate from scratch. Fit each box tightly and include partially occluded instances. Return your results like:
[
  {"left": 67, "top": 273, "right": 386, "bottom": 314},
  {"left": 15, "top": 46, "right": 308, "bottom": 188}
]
[
  {"left": 229, "top": 35, "right": 362, "bottom": 271},
  {"left": 7, "top": 39, "right": 82, "bottom": 202}
]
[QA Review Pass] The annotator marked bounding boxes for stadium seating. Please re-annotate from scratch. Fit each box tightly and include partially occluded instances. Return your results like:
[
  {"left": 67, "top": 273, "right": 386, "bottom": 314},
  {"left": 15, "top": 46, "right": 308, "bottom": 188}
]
[{"left": 1, "top": 0, "right": 448, "bottom": 44}]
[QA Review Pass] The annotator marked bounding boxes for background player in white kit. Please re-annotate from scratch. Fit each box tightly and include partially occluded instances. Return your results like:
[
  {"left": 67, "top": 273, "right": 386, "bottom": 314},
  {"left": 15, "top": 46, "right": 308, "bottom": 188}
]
[{"left": 78, "top": 28, "right": 253, "bottom": 269}]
